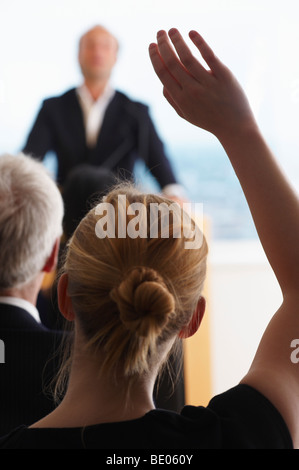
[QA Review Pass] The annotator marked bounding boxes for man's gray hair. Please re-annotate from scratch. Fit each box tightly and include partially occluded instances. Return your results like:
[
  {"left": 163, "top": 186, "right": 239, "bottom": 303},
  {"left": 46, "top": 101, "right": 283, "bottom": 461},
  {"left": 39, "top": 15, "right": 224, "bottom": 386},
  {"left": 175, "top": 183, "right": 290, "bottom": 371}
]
[{"left": 0, "top": 153, "right": 64, "bottom": 289}]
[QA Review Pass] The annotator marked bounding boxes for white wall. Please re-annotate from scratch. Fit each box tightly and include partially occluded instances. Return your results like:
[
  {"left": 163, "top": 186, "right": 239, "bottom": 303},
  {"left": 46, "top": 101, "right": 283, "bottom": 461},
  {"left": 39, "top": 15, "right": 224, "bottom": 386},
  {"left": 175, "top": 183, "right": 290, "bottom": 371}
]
[
  {"left": 208, "top": 240, "right": 283, "bottom": 395},
  {"left": 1, "top": 0, "right": 299, "bottom": 194}
]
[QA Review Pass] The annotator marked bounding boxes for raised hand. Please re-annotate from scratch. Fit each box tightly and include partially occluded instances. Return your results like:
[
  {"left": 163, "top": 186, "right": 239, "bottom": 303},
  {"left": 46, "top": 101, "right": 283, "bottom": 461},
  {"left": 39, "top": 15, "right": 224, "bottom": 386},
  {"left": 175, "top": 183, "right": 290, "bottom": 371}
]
[
  {"left": 149, "top": 29, "right": 256, "bottom": 139},
  {"left": 150, "top": 28, "right": 299, "bottom": 448}
]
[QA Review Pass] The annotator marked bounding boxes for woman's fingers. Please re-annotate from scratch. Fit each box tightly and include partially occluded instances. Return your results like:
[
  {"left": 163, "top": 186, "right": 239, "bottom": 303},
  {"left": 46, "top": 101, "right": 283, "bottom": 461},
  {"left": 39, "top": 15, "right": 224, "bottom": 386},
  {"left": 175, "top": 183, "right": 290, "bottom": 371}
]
[
  {"left": 149, "top": 41, "right": 182, "bottom": 98},
  {"left": 153, "top": 28, "right": 224, "bottom": 83},
  {"left": 150, "top": 29, "right": 223, "bottom": 93},
  {"left": 188, "top": 30, "right": 228, "bottom": 78},
  {"left": 155, "top": 30, "right": 190, "bottom": 84},
  {"left": 149, "top": 30, "right": 211, "bottom": 129},
  {"left": 168, "top": 29, "right": 209, "bottom": 81},
  {"left": 149, "top": 41, "right": 185, "bottom": 118}
]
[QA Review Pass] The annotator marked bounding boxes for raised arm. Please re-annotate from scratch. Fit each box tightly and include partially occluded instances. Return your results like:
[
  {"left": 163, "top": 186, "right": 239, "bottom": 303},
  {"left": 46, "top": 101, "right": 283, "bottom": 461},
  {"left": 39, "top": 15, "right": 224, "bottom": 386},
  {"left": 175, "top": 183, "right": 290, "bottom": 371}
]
[
  {"left": 149, "top": 29, "right": 299, "bottom": 294},
  {"left": 149, "top": 29, "right": 299, "bottom": 447}
]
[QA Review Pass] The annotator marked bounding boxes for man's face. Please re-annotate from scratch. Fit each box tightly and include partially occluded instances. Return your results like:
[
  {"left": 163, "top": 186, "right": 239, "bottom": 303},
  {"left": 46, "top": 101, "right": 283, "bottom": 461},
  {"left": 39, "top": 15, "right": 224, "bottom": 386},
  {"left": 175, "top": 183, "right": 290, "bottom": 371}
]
[{"left": 78, "top": 27, "right": 118, "bottom": 82}]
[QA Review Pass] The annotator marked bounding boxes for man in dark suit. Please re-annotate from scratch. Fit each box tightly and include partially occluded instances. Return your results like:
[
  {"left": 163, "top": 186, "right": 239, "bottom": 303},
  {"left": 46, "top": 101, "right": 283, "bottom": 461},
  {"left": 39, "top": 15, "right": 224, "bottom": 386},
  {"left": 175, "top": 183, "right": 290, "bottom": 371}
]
[
  {"left": 23, "top": 25, "right": 184, "bottom": 200},
  {"left": 0, "top": 153, "right": 64, "bottom": 437}
]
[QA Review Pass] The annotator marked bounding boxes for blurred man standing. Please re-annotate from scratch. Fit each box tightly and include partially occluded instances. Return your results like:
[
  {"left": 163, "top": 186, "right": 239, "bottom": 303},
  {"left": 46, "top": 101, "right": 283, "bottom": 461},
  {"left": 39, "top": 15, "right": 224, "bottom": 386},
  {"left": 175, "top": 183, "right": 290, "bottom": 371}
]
[{"left": 23, "top": 25, "right": 184, "bottom": 200}]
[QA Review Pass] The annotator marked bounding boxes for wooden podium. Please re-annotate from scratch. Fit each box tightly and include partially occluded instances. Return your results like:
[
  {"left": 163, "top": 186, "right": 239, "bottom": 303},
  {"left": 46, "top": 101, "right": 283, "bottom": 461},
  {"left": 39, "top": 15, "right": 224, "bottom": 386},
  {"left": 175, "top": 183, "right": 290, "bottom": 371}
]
[{"left": 183, "top": 217, "right": 212, "bottom": 407}]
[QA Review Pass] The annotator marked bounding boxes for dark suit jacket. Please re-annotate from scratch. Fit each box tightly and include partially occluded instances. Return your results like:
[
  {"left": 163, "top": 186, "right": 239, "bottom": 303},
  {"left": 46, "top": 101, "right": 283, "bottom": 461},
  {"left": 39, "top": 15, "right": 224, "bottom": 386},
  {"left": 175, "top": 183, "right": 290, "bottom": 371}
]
[
  {"left": 0, "top": 304, "right": 63, "bottom": 437},
  {"left": 23, "top": 89, "right": 178, "bottom": 188}
]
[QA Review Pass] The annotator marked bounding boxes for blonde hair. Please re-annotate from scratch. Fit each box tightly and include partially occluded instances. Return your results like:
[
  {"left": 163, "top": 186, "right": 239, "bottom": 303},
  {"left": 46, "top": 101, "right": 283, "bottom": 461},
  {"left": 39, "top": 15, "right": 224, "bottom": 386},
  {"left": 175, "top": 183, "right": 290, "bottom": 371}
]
[{"left": 56, "top": 184, "right": 207, "bottom": 397}]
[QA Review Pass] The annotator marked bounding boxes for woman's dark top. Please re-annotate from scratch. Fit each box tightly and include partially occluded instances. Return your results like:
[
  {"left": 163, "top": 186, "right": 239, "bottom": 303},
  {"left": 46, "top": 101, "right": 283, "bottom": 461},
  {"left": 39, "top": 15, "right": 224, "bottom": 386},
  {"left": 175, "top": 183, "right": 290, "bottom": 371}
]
[{"left": 0, "top": 385, "right": 292, "bottom": 449}]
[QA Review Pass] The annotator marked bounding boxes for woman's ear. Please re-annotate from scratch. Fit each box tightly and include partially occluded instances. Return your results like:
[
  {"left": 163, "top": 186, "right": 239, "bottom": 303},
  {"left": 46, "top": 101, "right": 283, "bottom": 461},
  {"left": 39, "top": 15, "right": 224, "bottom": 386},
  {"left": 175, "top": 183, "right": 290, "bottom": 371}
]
[
  {"left": 57, "top": 272, "right": 75, "bottom": 322},
  {"left": 178, "top": 297, "right": 206, "bottom": 339}
]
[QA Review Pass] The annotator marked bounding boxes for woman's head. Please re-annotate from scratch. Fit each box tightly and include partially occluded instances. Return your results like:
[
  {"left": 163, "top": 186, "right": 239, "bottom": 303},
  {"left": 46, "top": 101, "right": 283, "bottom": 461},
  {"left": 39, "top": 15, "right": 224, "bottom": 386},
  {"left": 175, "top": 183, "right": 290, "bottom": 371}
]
[{"left": 58, "top": 183, "right": 208, "bottom": 388}]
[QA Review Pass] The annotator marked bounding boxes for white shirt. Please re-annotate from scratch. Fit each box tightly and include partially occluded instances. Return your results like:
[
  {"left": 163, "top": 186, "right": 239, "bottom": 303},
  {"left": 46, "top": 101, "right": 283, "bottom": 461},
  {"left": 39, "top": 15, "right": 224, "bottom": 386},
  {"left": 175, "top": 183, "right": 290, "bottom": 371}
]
[
  {"left": 0, "top": 296, "right": 40, "bottom": 323},
  {"left": 76, "top": 84, "right": 115, "bottom": 148},
  {"left": 76, "top": 84, "right": 186, "bottom": 199}
]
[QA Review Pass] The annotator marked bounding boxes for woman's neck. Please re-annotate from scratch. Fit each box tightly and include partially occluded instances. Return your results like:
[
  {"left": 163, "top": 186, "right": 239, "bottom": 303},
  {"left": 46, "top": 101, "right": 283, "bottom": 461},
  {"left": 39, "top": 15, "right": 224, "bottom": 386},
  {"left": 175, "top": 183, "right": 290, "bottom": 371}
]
[{"left": 30, "top": 352, "right": 157, "bottom": 429}]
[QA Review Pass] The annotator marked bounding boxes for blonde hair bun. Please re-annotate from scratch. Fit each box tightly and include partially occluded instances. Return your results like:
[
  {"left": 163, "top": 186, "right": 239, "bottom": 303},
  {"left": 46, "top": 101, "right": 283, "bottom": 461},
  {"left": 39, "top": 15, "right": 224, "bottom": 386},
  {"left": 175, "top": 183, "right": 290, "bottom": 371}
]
[{"left": 110, "top": 266, "right": 175, "bottom": 338}]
